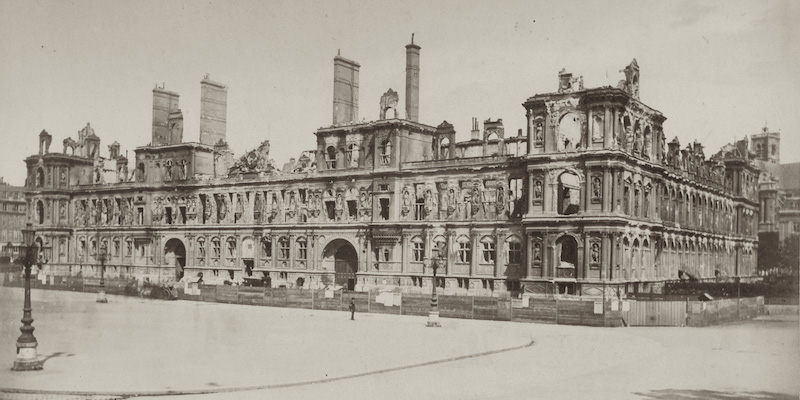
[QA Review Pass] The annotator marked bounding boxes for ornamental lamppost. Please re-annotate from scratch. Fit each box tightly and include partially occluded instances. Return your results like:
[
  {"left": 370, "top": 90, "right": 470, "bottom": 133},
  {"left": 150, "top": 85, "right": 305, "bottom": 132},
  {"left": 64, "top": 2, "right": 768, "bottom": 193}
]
[
  {"left": 426, "top": 241, "right": 446, "bottom": 327},
  {"left": 96, "top": 241, "right": 108, "bottom": 303},
  {"left": 12, "top": 223, "right": 43, "bottom": 371}
]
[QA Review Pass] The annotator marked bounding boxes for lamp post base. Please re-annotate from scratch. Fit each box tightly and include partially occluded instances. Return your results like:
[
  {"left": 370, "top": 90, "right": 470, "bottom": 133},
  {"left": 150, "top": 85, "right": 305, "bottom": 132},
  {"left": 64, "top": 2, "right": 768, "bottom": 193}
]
[
  {"left": 426, "top": 310, "right": 441, "bottom": 327},
  {"left": 96, "top": 291, "right": 108, "bottom": 303},
  {"left": 12, "top": 343, "right": 42, "bottom": 371}
]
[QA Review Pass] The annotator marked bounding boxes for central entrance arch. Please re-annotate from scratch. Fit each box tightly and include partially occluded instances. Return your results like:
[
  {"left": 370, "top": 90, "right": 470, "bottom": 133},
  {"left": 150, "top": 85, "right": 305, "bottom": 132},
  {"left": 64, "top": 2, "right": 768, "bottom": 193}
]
[
  {"left": 323, "top": 239, "right": 358, "bottom": 290},
  {"left": 164, "top": 238, "right": 186, "bottom": 281}
]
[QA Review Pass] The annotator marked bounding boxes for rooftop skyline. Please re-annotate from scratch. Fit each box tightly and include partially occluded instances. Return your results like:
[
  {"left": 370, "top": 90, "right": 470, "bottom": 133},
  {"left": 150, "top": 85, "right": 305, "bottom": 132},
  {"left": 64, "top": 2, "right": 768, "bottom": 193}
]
[{"left": 1, "top": 0, "right": 798, "bottom": 186}]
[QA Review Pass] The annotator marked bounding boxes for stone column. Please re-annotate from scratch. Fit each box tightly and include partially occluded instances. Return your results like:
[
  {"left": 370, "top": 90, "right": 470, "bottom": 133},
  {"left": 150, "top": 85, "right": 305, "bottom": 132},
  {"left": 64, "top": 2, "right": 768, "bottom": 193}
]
[
  {"left": 526, "top": 233, "right": 533, "bottom": 278},
  {"left": 602, "top": 168, "right": 612, "bottom": 213},
  {"left": 583, "top": 233, "right": 591, "bottom": 280},
  {"left": 401, "top": 233, "right": 409, "bottom": 274},
  {"left": 288, "top": 234, "right": 295, "bottom": 271},
  {"left": 604, "top": 107, "right": 612, "bottom": 148},
  {"left": 470, "top": 231, "right": 479, "bottom": 277},
  {"left": 494, "top": 230, "right": 504, "bottom": 278}
]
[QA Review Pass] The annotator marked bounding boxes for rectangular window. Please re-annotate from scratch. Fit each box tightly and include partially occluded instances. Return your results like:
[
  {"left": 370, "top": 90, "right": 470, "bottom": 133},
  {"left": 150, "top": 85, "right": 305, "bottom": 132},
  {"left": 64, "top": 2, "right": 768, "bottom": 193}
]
[
  {"left": 137, "top": 208, "right": 144, "bottom": 225},
  {"left": 325, "top": 201, "right": 335, "bottom": 221},
  {"left": 414, "top": 199, "right": 425, "bottom": 221},
  {"left": 279, "top": 239, "right": 289, "bottom": 259},
  {"left": 383, "top": 248, "right": 390, "bottom": 262},
  {"left": 262, "top": 239, "right": 272, "bottom": 258},
  {"left": 482, "top": 241, "right": 495, "bottom": 263},
  {"left": 379, "top": 184, "right": 389, "bottom": 191},
  {"left": 212, "top": 239, "right": 221, "bottom": 259},
  {"left": 507, "top": 242, "right": 521, "bottom": 264},
  {"left": 297, "top": 240, "right": 307, "bottom": 260},
  {"left": 179, "top": 206, "right": 187, "bottom": 224},
  {"left": 379, "top": 198, "right": 390, "bottom": 220},
  {"left": 165, "top": 208, "right": 173, "bottom": 224},
  {"left": 458, "top": 242, "right": 471, "bottom": 263},
  {"left": 412, "top": 241, "right": 424, "bottom": 262},
  {"left": 347, "top": 200, "right": 357, "bottom": 219}
]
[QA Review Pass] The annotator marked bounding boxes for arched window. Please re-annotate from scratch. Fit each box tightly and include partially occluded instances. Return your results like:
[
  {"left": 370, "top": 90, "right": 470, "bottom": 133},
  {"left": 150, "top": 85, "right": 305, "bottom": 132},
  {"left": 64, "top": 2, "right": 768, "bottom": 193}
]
[
  {"left": 558, "top": 113, "right": 581, "bottom": 151},
  {"left": 296, "top": 237, "right": 307, "bottom": 260},
  {"left": 325, "top": 146, "right": 337, "bottom": 169},
  {"left": 36, "top": 200, "right": 44, "bottom": 224},
  {"left": 136, "top": 163, "right": 145, "bottom": 182},
  {"left": 440, "top": 137, "right": 450, "bottom": 159},
  {"left": 278, "top": 237, "right": 290, "bottom": 259},
  {"left": 480, "top": 236, "right": 495, "bottom": 263},
  {"left": 35, "top": 168, "right": 44, "bottom": 188},
  {"left": 411, "top": 236, "right": 425, "bottom": 262},
  {"left": 456, "top": 235, "right": 471, "bottom": 263},
  {"left": 211, "top": 237, "right": 221, "bottom": 262},
  {"left": 506, "top": 236, "right": 522, "bottom": 264},
  {"left": 196, "top": 237, "right": 206, "bottom": 265},
  {"left": 558, "top": 172, "right": 581, "bottom": 215},
  {"left": 261, "top": 236, "right": 272, "bottom": 259},
  {"left": 379, "top": 140, "right": 392, "bottom": 164},
  {"left": 347, "top": 144, "right": 359, "bottom": 168}
]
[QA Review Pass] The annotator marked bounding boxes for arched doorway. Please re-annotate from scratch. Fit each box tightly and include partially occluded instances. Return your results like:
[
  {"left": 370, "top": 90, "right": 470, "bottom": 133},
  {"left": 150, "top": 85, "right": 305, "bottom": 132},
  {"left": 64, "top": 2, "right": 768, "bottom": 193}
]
[
  {"left": 164, "top": 238, "right": 186, "bottom": 280},
  {"left": 323, "top": 239, "right": 358, "bottom": 290}
]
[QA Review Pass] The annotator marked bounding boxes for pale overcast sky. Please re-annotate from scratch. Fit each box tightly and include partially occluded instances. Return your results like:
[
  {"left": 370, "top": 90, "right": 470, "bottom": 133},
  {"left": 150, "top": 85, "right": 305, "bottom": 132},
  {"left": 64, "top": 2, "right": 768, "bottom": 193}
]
[{"left": 0, "top": 0, "right": 797, "bottom": 186}]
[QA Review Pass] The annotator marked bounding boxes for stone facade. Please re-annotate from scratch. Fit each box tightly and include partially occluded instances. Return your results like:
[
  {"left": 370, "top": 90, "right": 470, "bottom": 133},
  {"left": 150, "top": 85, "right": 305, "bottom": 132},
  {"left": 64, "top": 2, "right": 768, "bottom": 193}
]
[
  {"left": 0, "top": 177, "right": 26, "bottom": 259},
  {"left": 22, "top": 41, "right": 760, "bottom": 297}
]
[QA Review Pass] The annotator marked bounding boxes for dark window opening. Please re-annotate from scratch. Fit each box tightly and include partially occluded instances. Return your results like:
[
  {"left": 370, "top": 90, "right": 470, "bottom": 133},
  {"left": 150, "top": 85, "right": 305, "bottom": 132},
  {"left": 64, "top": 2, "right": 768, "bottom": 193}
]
[
  {"left": 325, "top": 201, "right": 335, "bottom": 220},
  {"left": 506, "top": 280, "right": 521, "bottom": 292},
  {"left": 557, "top": 282, "right": 575, "bottom": 295},
  {"left": 379, "top": 198, "right": 390, "bottom": 220},
  {"left": 347, "top": 200, "right": 357, "bottom": 219},
  {"left": 379, "top": 184, "right": 389, "bottom": 191},
  {"left": 179, "top": 206, "right": 187, "bottom": 224},
  {"left": 137, "top": 207, "right": 144, "bottom": 225},
  {"left": 165, "top": 208, "right": 173, "bottom": 224}
]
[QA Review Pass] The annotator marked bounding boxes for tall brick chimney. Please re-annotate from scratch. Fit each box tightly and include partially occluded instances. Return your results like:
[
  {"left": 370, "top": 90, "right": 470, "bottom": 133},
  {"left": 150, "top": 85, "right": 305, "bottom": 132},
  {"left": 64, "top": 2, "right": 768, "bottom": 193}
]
[
  {"left": 199, "top": 74, "right": 228, "bottom": 145},
  {"left": 152, "top": 86, "right": 181, "bottom": 146},
  {"left": 405, "top": 34, "right": 420, "bottom": 122},
  {"left": 332, "top": 52, "right": 360, "bottom": 125}
]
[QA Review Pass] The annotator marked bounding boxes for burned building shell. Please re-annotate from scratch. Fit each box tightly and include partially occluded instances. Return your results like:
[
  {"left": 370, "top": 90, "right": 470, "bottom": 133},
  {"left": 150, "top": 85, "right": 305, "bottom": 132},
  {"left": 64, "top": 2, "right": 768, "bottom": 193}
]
[{"left": 24, "top": 39, "right": 760, "bottom": 297}]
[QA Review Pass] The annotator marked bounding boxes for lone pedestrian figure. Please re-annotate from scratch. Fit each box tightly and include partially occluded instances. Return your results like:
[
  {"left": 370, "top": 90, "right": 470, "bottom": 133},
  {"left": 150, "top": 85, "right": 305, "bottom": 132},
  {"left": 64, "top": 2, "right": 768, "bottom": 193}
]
[{"left": 349, "top": 298, "right": 356, "bottom": 320}]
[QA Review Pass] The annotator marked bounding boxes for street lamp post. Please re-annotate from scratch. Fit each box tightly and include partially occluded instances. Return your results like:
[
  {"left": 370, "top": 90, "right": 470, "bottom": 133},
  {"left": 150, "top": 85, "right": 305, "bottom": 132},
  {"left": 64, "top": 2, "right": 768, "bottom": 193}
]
[
  {"left": 12, "top": 223, "right": 43, "bottom": 371},
  {"left": 97, "top": 242, "right": 108, "bottom": 303},
  {"left": 426, "top": 241, "right": 445, "bottom": 327}
]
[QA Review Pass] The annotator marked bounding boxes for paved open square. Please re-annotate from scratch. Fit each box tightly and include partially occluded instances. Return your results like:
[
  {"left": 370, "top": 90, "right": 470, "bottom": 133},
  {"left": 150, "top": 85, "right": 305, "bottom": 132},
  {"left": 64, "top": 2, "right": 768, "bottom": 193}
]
[{"left": 1, "top": 287, "right": 798, "bottom": 400}]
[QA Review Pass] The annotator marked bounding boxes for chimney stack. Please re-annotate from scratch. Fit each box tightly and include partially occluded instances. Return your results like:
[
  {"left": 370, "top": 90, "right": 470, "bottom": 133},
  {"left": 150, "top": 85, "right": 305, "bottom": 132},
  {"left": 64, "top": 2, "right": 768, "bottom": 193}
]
[
  {"left": 199, "top": 74, "right": 228, "bottom": 145},
  {"left": 470, "top": 117, "right": 480, "bottom": 140},
  {"left": 152, "top": 86, "right": 181, "bottom": 146},
  {"left": 332, "top": 53, "right": 360, "bottom": 125},
  {"left": 405, "top": 34, "right": 420, "bottom": 122}
]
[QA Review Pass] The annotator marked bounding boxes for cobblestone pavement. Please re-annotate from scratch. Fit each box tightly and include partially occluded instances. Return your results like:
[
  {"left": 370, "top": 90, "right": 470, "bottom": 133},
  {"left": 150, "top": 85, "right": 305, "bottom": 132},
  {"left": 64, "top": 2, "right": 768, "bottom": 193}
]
[{"left": 1, "top": 287, "right": 797, "bottom": 400}]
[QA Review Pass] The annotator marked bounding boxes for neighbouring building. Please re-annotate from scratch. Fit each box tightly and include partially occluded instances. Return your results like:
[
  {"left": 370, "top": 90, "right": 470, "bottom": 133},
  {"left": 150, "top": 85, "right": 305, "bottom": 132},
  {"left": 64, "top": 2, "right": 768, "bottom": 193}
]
[
  {"left": 753, "top": 127, "right": 799, "bottom": 270},
  {"left": 0, "top": 177, "right": 27, "bottom": 260},
  {"left": 22, "top": 38, "right": 760, "bottom": 297}
]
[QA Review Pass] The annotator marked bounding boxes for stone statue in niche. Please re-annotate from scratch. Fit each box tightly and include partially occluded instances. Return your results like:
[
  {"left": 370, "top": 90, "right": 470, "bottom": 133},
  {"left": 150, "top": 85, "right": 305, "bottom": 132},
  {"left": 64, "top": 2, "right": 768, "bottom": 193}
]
[
  {"left": 470, "top": 185, "right": 482, "bottom": 217},
  {"left": 534, "top": 122, "right": 544, "bottom": 142},
  {"left": 59, "top": 201, "right": 66, "bottom": 220},
  {"left": 424, "top": 189, "right": 434, "bottom": 218},
  {"left": 401, "top": 188, "right": 411, "bottom": 217},
  {"left": 439, "top": 188, "right": 449, "bottom": 218},
  {"left": 592, "top": 176, "right": 602, "bottom": 200},
  {"left": 533, "top": 179, "right": 543, "bottom": 202},
  {"left": 335, "top": 192, "right": 344, "bottom": 220},
  {"left": 533, "top": 242, "right": 542, "bottom": 263},
  {"left": 643, "top": 131, "right": 652, "bottom": 159},
  {"left": 591, "top": 242, "right": 600, "bottom": 263},
  {"left": 633, "top": 128, "right": 642, "bottom": 156},
  {"left": 495, "top": 185, "right": 505, "bottom": 214}
]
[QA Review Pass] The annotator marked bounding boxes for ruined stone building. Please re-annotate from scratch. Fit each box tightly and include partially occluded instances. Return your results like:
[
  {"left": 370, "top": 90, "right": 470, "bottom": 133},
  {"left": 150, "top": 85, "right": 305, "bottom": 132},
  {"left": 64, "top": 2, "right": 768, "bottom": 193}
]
[{"left": 23, "top": 38, "right": 760, "bottom": 297}]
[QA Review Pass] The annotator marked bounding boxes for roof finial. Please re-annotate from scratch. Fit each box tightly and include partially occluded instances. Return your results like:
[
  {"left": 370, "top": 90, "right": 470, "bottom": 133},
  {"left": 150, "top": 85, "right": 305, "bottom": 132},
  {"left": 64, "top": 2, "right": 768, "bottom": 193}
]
[{"left": 411, "top": 33, "right": 415, "bottom": 44}]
